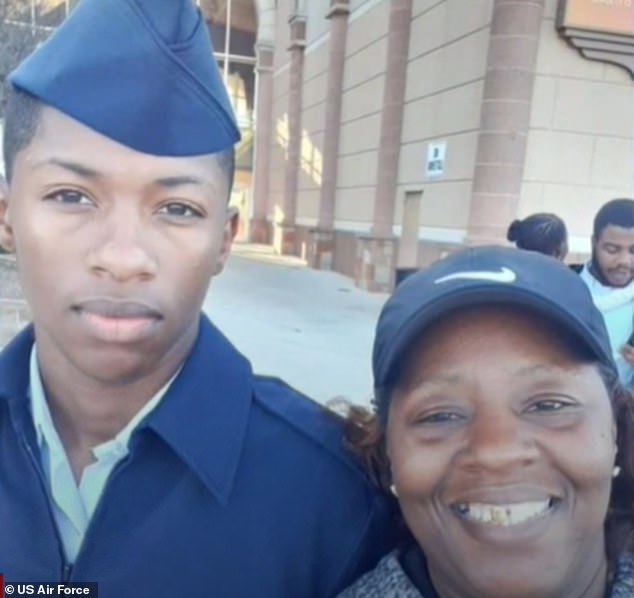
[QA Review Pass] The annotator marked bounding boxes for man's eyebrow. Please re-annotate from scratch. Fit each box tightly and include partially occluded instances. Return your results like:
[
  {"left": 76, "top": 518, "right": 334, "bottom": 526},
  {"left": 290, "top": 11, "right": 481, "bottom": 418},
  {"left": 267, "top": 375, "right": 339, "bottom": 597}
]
[
  {"left": 153, "top": 175, "right": 206, "bottom": 188},
  {"left": 34, "top": 158, "right": 100, "bottom": 178}
]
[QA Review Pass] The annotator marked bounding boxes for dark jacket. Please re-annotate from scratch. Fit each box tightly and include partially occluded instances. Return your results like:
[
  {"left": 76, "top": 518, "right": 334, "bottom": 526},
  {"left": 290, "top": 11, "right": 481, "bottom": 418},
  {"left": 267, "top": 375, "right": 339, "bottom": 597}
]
[{"left": 0, "top": 316, "right": 395, "bottom": 597}]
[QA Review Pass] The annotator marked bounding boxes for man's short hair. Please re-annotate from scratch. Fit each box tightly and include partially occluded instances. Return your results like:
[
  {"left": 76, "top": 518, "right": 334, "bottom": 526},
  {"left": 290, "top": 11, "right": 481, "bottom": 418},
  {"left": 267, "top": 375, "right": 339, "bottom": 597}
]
[
  {"left": 3, "top": 86, "right": 235, "bottom": 191},
  {"left": 593, "top": 198, "right": 634, "bottom": 238}
]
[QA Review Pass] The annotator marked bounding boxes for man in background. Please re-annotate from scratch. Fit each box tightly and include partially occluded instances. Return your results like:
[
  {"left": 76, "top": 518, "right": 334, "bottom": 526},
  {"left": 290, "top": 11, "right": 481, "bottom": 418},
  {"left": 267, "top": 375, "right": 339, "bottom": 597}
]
[{"left": 579, "top": 198, "right": 634, "bottom": 387}]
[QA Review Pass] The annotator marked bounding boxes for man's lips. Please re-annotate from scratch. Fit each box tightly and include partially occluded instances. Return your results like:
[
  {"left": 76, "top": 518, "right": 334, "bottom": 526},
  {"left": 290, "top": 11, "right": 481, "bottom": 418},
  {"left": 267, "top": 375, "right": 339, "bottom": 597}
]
[
  {"left": 73, "top": 299, "right": 162, "bottom": 320},
  {"left": 72, "top": 299, "right": 162, "bottom": 343},
  {"left": 608, "top": 269, "right": 632, "bottom": 278}
]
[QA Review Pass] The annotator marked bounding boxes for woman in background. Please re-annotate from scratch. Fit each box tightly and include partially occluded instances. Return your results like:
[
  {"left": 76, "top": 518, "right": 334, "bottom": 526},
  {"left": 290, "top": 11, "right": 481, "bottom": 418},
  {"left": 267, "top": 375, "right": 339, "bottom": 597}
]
[{"left": 507, "top": 212, "right": 568, "bottom": 260}]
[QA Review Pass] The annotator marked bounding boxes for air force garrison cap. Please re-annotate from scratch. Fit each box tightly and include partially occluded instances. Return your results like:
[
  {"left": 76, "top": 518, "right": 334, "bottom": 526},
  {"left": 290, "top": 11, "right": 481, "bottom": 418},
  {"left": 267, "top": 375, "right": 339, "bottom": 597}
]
[
  {"left": 373, "top": 246, "right": 616, "bottom": 417},
  {"left": 9, "top": 0, "right": 240, "bottom": 156}
]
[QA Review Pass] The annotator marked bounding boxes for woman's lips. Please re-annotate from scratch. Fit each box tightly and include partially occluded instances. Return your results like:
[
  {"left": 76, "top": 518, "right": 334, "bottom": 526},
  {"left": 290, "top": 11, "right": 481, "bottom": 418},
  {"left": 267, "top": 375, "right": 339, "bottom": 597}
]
[{"left": 451, "top": 498, "right": 556, "bottom": 527}]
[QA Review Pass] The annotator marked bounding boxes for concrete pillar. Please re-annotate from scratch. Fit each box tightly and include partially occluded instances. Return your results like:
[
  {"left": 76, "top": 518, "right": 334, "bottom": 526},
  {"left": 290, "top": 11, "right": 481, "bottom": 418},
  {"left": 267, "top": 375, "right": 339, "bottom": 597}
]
[
  {"left": 276, "top": 13, "right": 306, "bottom": 256},
  {"left": 466, "top": 0, "right": 545, "bottom": 245},
  {"left": 250, "top": 42, "right": 275, "bottom": 243},
  {"left": 372, "top": 0, "right": 412, "bottom": 238},
  {"left": 355, "top": 0, "right": 412, "bottom": 291},
  {"left": 308, "top": 0, "right": 350, "bottom": 270}
]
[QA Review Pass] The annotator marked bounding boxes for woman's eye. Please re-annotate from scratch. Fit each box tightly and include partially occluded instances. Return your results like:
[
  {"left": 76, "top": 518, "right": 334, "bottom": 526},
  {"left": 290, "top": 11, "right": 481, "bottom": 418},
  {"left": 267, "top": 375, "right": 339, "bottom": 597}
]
[
  {"left": 158, "top": 202, "right": 202, "bottom": 218},
  {"left": 526, "top": 398, "right": 575, "bottom": 413},
  {"left": 44, "top": 189, "right": 92, "bottom": 205},
  {"left": 416, "top": 411, "right": 464, "bottom": 424}
]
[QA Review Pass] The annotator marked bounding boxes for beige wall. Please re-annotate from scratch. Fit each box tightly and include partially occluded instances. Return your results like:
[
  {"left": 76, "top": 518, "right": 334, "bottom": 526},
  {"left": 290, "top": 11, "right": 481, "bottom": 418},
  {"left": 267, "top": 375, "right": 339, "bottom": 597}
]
[
  {"left": 269, "top": 0, "right": 295, "bottom": 223},
  {"left": 266, "top": 0, "right": 634, "bottom": 259},
  {"left": 296, "top": 41, "right": 328, "bottom": 222},
  {"left": 397, "top": 0, "right": 494, "bottom": 240},
  {"left": 520, "top": 0, "right": 634, "bottom": 255},
  {"left": 305, "top": 0, "right": 331, "bottom": 44},
  {"left": 336, "top": 0, "right": 390, "bottom": 228}
]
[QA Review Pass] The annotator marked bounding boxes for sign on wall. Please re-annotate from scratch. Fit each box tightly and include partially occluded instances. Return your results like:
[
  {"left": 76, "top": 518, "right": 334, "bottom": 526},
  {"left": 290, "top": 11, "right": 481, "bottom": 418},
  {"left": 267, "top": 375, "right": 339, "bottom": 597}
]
[{"left": 425, "top": 141, "right": 446, "bottom": 178}]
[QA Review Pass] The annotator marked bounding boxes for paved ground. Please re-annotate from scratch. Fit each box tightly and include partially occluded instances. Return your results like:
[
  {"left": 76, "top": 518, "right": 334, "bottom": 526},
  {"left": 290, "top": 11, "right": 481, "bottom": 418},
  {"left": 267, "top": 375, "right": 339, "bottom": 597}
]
[
  {"left": 0, "top": 245, "right": 388, "bottom": 406},
  {"left": 204, "top": 244, "right": 387, "bottom": 405}
]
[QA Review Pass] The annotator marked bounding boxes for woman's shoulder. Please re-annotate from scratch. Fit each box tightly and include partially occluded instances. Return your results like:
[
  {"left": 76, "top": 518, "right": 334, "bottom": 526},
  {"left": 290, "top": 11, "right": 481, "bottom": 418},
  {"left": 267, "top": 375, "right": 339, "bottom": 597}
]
[
  {"left": 336, "top": 551, "right": 423, "bottom": 598},
  {"left": 610, "top": 552, "right": 634, "bottom": 597}
]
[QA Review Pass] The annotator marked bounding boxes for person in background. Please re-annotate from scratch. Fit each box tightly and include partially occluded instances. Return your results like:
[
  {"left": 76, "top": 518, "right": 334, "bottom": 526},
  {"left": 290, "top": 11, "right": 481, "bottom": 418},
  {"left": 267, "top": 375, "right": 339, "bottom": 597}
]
[
  {"left": 579, "top": 199, "right": 634, "bottom": 389},
  {"left": 506, "top": 212, "right": 568, "bottom": 260},
  {"left": 338, "top": 246, "right": 634, "bottom": 598},
  {"left": 0, "top": 0, "right": 395, "bottom": 595}
]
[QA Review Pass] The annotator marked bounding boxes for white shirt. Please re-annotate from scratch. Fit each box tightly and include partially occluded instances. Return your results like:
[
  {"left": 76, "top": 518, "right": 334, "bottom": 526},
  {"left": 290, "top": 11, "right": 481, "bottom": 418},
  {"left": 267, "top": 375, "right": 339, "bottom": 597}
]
[
  {"left": 580, "top": 264, "right": 634, "bottom": 387},
  {"left": 29, "top": 346, "right": 177, "bottom": 563}
]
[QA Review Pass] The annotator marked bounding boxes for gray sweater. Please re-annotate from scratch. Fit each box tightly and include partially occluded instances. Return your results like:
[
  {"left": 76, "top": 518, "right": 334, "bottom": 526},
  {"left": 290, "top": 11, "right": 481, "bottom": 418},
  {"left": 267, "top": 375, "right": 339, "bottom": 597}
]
[{"left": 338, "top": 550, "right": 634, "bottom": 598}]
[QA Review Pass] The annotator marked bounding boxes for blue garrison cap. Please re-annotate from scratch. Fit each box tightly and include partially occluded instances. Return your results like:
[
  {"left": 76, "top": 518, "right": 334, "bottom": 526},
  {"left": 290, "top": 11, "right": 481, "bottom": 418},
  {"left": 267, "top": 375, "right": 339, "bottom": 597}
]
[
  {"left": 9, "top": 0, "right": 240, "bottom": 155},
  {"left": 373, "top": 246, "right": 616, "bottom": 417}
]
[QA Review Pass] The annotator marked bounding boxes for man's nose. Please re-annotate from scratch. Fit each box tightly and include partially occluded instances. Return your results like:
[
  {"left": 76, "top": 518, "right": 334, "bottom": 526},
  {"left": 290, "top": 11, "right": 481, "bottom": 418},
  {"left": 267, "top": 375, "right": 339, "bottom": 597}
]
[
  {"left": 616, "top": 250, "right": 634, "bottom": 269},
  {"left": 86, "top": 208, "right": 158, "bottom": 282}
]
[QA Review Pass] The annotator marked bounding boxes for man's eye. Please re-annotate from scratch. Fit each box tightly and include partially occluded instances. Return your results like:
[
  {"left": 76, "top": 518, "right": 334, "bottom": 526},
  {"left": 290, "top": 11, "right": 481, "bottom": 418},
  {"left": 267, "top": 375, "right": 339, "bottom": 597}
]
[
  {"left": 158, "top": 202, "right": 203, "bottom": 218},
  {"left": 44, "top": 189, "right": 92, "bottom": 205}
]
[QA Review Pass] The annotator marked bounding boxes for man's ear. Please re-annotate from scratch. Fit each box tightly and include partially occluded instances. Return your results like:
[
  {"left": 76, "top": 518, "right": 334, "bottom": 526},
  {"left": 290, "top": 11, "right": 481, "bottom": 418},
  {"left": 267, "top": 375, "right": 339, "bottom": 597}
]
[
  {"left": 213, "top": 206, "right": 239, "bottom": 275},
  {"left": 0, "top": 177, "right": 15, "bottom": 254}
]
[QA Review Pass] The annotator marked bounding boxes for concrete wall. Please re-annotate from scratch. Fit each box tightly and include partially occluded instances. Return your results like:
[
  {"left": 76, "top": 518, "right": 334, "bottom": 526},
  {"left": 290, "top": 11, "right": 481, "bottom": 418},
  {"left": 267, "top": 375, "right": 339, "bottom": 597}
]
[{"left": 520, "top": 0, "right": 634, "bottom": 255}]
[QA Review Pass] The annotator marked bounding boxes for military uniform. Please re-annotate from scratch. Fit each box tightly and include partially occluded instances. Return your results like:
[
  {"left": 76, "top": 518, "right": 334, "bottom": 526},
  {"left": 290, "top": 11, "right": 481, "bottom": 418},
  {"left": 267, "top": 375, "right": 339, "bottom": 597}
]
[
  {"left": 0, "top": 0, "right": 396, "bottom": 594},
  {"left": 0, "top": 317, "right": 395, "bottom": 596}
]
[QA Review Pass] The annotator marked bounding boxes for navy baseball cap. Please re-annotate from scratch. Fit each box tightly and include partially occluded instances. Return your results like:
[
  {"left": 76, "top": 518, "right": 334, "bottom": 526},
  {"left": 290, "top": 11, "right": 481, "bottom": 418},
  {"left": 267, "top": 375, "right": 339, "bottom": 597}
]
[
  {"left": 373, "top": 246, "right": 616, "bottom": 410},
  {"left": 9, "top": 0, "right": 240, "bottom": 155}
]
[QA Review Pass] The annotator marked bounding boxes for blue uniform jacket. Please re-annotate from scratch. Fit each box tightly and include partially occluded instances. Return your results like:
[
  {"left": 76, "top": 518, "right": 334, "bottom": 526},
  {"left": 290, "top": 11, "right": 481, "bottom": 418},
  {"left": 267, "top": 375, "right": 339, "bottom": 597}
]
[{"left": 0, "top": 315, "right": 396, "bottom": 597}]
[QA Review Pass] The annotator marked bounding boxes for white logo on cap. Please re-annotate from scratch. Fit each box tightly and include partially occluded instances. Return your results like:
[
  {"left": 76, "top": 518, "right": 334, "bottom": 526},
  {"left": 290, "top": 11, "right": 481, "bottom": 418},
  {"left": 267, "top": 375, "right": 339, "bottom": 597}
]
[{"left": 434, "top": 267, "right": 517, "bottom": 284}]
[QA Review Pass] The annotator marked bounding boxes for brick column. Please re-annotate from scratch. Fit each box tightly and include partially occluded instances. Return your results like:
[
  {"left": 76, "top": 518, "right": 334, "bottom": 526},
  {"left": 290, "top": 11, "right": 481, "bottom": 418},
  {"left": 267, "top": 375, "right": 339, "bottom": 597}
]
[
  {"left": 355, "top": 0, "right": 412, "bottom": 291},
  {"left": 275, "top": 14, "right": 306, "bottom": 256},
  {"left": 308, "top": 1, "right": 351, "bottom": 270},
  {"left": 250, "top": 42, "right": 275, "bottom": 243},
  {"left": 466, "top": 0, "right": 545, "bottom": 245}
]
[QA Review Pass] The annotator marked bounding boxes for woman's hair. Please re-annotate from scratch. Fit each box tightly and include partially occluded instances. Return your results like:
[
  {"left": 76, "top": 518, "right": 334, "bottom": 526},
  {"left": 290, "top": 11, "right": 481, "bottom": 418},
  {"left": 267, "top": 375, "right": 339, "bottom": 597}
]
[
  {"left": 507, "top": 213, "right": 567, "bottom": 258},
  {"left": 340, "top": 363, "right": 634, "bottom": 567}
]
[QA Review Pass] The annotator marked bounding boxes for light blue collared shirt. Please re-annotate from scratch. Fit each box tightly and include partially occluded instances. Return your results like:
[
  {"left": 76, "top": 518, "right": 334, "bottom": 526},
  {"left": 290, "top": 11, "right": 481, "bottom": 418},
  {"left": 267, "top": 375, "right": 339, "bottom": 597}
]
[
  {"left": 580, "top": 264, "right": 634, "bottom": 387},
  {"left": 29, "top": 346, "right": 176, "bottom": 563}
]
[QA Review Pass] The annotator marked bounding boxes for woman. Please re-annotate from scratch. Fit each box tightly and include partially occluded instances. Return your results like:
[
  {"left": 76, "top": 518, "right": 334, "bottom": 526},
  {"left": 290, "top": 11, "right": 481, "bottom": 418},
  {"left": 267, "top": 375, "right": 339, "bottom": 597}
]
[
  {"left": 339, "top": 246, "right": 634, "bottom": 598},
  {"left": 507, "top": 213, "right": 568, "bottom": 260}
]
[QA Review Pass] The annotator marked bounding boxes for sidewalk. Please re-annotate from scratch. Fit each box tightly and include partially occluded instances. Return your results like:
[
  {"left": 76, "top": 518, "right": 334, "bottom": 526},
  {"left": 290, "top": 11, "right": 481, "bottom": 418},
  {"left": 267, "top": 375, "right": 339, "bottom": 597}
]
[
  {"left": 204, "top": 244, "right": 388, "bottom": 405},
  {"left": 0, "top": 245, "right": 388, "bottom": 406}
]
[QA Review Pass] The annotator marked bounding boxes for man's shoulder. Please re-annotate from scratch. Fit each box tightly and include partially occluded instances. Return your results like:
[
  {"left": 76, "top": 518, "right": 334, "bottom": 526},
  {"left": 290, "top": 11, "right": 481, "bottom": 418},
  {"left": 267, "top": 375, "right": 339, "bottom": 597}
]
[{"left": 250, "top": 376, "right": 370, "bottom": 477}]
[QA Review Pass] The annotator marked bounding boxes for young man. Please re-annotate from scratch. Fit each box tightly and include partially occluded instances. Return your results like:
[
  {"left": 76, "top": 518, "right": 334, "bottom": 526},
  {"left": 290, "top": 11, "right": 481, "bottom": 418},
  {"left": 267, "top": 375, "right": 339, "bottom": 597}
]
[
  {"left": 579, "top": 198, "right": 634, "bottom": 387},
  {"left": 0, "top": 1, "right": 395, "bottom": 595}
]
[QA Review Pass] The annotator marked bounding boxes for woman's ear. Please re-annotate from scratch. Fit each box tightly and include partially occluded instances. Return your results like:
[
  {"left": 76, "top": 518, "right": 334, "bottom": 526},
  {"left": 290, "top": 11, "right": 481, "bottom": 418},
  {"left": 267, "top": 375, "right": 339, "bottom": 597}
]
[{"left": 0, "top": 178, "right": 15, "bottom": 253}]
